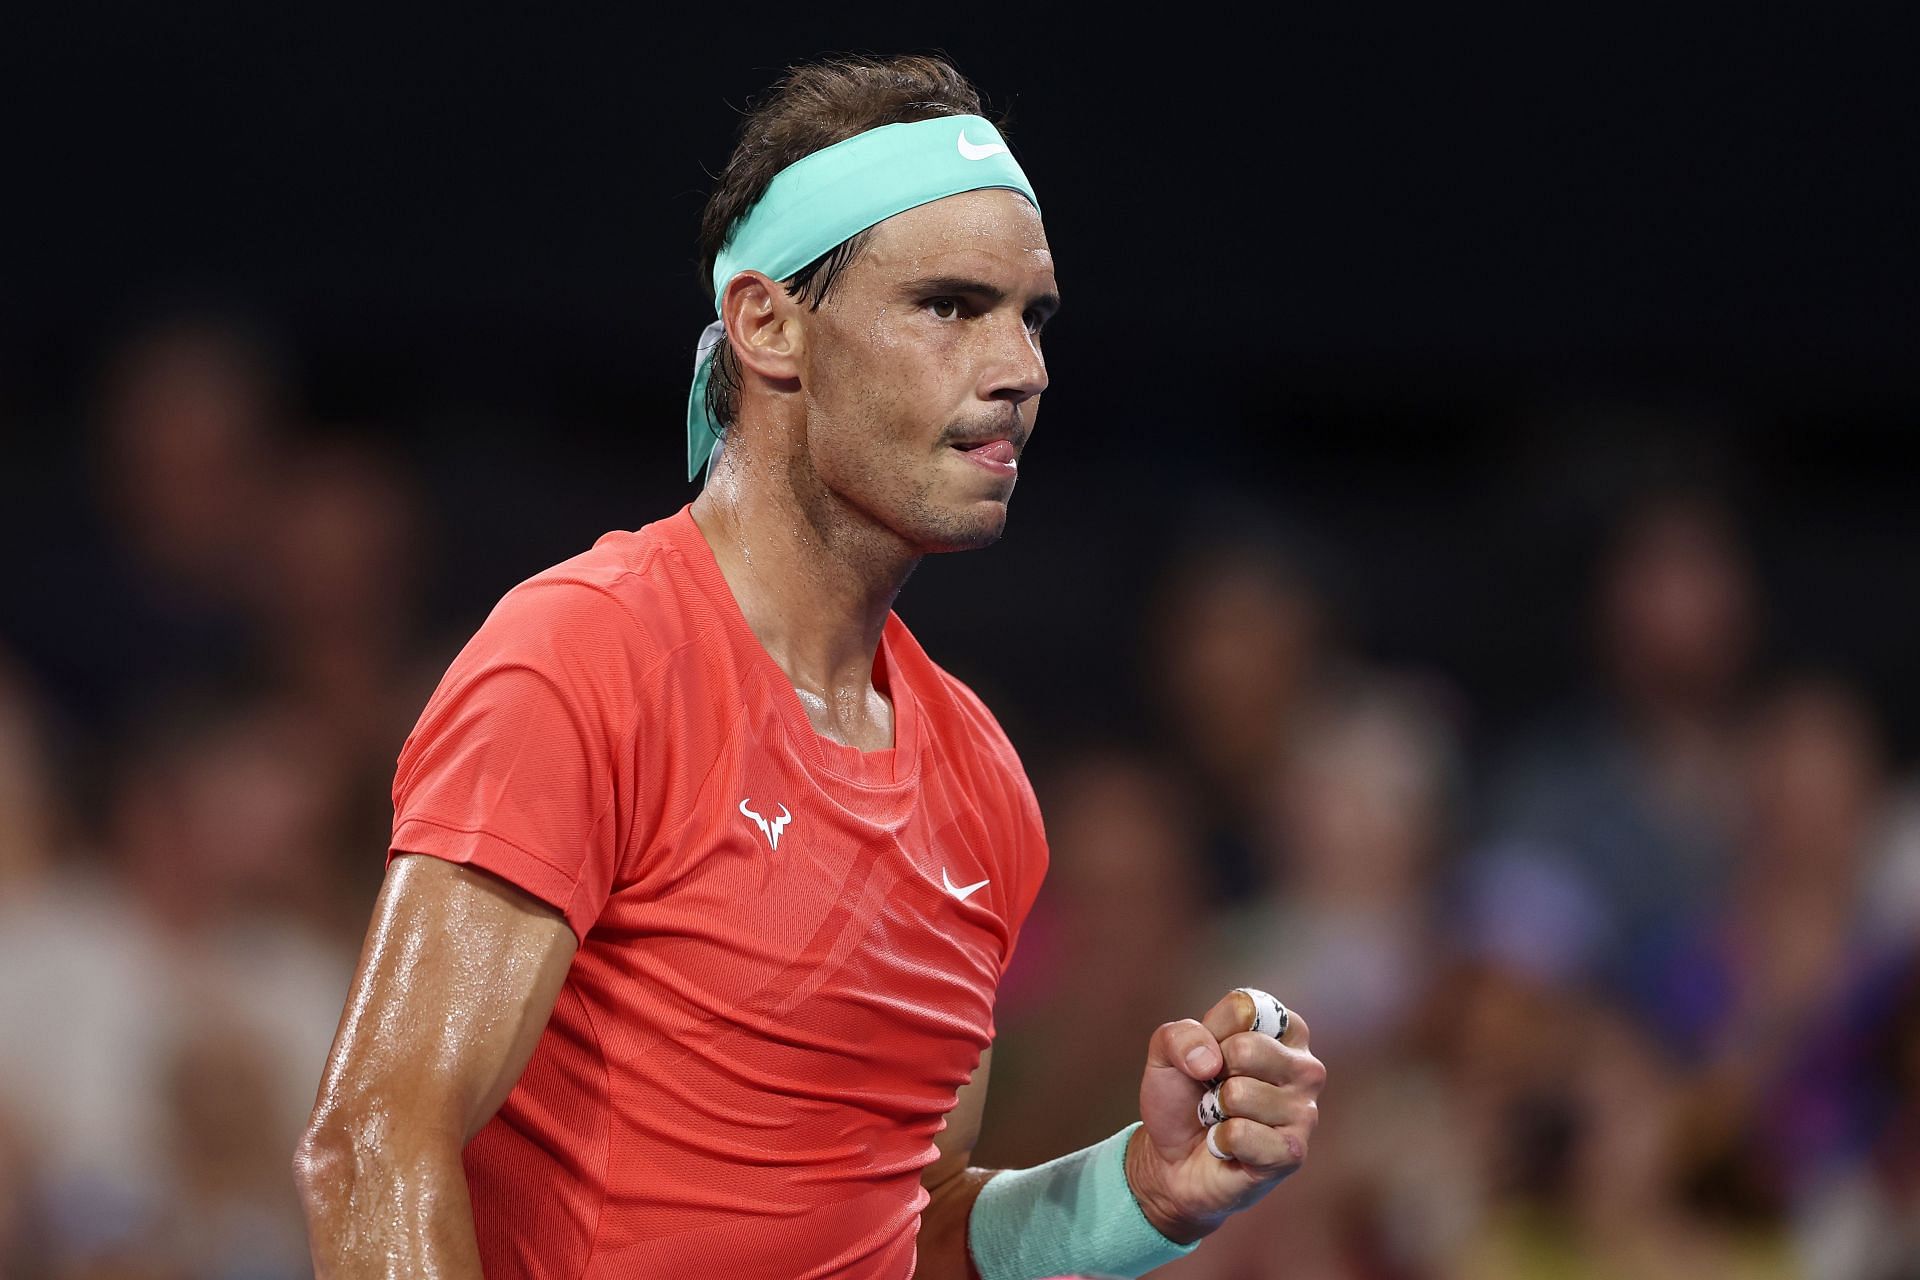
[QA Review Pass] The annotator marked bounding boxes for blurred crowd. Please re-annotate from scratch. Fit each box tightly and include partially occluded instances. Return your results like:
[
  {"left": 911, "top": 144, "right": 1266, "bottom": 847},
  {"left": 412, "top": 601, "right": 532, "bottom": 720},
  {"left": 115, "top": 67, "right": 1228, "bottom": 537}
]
[
  {"left": 1, "top": 315, "right": 1917, "bottom": 1279},
  {"left": 985, "top": 491, "right": 1920, "bottom": 1279}
]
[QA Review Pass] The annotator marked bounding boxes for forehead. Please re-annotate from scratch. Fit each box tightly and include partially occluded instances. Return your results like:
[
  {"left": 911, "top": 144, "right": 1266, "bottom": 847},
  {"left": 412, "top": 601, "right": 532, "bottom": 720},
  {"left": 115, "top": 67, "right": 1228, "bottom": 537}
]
[{"left": 856, "top": 189, "right": 1054, "bottom": 284}]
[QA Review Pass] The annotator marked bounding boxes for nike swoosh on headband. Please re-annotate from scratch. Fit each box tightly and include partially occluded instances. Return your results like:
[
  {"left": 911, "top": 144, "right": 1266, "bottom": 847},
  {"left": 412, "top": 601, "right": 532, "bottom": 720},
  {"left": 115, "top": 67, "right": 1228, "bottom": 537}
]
[{"left": 956, "top": 129, "right": 1011, "bottom": 161}]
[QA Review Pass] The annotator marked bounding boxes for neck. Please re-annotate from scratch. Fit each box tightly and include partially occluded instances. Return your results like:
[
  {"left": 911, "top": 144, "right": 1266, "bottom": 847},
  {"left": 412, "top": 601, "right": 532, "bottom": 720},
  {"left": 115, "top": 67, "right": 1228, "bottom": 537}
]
[{"left": 689, "top": 439, "right": 919, "bottom": 724}]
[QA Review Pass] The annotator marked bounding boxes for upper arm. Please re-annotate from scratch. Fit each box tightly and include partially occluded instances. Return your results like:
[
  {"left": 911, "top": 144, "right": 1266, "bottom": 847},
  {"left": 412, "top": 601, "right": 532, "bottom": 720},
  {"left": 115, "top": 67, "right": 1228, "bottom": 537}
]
[
  {"left": 307, "top": 853, "right": 578, "bottom": 1146},
  {"left": 923, "top": 1047, "right": 993, "bottom": 1192}
]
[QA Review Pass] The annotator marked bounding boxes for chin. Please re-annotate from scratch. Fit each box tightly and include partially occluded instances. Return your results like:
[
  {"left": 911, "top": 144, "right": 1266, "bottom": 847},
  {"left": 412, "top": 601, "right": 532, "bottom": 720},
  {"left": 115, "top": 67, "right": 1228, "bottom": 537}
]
[{"left": 908, "top": 498, "right": 1011, "bottom": 554}]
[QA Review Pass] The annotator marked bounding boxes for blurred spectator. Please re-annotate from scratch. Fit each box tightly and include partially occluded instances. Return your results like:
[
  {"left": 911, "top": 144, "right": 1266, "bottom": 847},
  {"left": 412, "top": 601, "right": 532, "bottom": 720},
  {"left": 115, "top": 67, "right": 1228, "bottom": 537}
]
[
  {"left": 1657, "top": 679, "right": 1883, "bottom": 1058},
  {"left": 0, "top": 1104, "right": 45, "bottom": 1276},
  {"left": 0, "top": 651, "right": 63, "bottom": 900},
  {"left": 0, "top": 313, "right": 421, "bottom": 1274},
  {"left": 256, "top": 435, "right": 426, "bottom": 757},
  {"left": 1173, "top": 675, "right": 1471, "bottom": 1280},
  {"left": 1147, "top": 522, "right": 1340, "bottom": 903},
  {"left": 0, "top": 686, "right": 352, "bottom": 1277},
  {"left": 0, "top": 657, "right": 142, "bottom": 1182},
  {"left": 1207, "top": 672, "right": 1463, "bottom": 1057},
  {"left": 976, "top": 749, "right": 1206, "bottom": 1170},
  {"left": 1450, "top": 1004, "right": 1795, "bottom": 1280},
  {"left": 2, "top": 314, "right": 287, "bottom": 738},
  {"left": 254, "top": 435, "right": 434, "bottom": 908},
  {"left": 111, "top": 693, "right": 353, "bottom": 931},
  {"left": 159, "top": 1021, "right": 313, "bottom": 1280},
  {"left": 96, "top": 317, "right": 285, "bottom": 603},
  {"left": 1861, "top": 782, "right": 1920, "bottom": 950},
  {"left": 1654, "top": 680, "right": 1899, "bottom": 1221},
  {"left": 0, "top": 672, "right": 176, "bottom": 1271},
  {"left": 1464, "top": 491, "right": 1759, "bottom": 1000},
  {"left": 1793, "top": 950, "right": 1920, "bottom": 1279}
]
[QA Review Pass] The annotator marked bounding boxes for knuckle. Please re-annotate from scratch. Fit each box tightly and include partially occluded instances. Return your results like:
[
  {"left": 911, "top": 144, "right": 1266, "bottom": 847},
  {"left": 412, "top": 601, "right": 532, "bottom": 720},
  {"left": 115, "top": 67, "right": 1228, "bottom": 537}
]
[
  {"left": 1221, "top": 1032, "right": 1264, "bottom": 1075},
  {"left": 1215, "top": 1117, "right": 1254, "bottom": 1160},
  {"left": 1297, "top": 1053, "right": 1329, "bottom": 1092},
  {"left": 1155, "top": 1017, "right": 1201, "bottom": 1046},
  {"left": 1222, "top": 1118, "right": 1305, "bottom": 1175}
]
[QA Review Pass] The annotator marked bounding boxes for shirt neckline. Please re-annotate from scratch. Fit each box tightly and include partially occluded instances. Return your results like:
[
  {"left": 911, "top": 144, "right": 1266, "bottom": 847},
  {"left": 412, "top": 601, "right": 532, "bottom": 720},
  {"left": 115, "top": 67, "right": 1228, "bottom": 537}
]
[{"left": 661, "top": 505, "right": 922, "bottom": 787}]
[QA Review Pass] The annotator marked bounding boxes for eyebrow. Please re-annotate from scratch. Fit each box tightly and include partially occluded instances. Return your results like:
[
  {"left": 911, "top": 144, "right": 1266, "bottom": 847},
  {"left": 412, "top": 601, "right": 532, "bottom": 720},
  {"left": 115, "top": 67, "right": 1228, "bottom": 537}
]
[{"left": 903, "top": 274, "right": 1062, "bottom": 320}]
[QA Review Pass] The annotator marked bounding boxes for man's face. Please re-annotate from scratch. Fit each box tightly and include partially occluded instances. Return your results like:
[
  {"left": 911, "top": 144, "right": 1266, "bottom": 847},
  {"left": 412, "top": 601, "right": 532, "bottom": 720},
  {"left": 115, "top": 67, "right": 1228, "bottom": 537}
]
[{"left": 795, "top": 188, "right": 1057, "bottom": 553}]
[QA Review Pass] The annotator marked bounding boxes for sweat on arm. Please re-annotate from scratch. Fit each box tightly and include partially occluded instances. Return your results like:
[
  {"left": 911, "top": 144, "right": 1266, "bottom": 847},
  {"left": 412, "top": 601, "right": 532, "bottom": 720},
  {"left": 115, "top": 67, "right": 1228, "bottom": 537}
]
[{"left": 295, "top": 855, "right": 577, "bottom": 1278}]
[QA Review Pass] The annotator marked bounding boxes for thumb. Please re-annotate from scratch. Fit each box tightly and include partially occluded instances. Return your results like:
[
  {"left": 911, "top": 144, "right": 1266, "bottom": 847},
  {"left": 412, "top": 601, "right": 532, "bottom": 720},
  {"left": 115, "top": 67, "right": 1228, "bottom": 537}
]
[{"left": 1139, "top": 1018, "right": 1220, "bottom": 1150}]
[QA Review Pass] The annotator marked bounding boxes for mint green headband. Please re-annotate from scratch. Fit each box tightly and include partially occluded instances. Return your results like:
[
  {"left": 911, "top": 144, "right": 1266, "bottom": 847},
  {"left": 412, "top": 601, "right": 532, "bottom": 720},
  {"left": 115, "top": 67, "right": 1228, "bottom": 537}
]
[{"left": 685, "top": 114, "right": 1040, "bottom": 480}]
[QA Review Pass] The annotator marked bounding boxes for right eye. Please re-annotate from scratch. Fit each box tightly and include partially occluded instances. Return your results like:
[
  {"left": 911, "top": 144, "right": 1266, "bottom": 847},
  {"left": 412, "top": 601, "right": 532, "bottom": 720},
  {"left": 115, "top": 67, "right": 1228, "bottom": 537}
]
[{"left": 926, "top": 297, "right": 962, "bottom": 320}]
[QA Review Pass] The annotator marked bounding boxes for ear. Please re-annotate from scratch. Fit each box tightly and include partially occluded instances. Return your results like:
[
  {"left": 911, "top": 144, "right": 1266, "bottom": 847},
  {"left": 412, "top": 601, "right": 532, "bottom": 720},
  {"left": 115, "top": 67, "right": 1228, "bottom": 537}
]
[{"left": 720, "top": 271, "right": 804, "bottom": 384}]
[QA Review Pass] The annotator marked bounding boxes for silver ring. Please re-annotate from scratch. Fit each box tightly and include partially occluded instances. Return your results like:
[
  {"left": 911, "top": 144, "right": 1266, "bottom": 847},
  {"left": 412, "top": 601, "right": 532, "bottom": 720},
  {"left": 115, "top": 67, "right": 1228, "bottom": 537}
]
[{"left": 1234, "top": 987, "right": 1290, "bottom": 1039}]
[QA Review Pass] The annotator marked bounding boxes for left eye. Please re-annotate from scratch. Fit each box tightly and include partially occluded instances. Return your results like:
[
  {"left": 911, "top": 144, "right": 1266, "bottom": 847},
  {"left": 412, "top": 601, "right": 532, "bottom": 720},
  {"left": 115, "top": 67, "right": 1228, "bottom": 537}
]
[{"left": 927, "top": 298, "right": 961, "bottom": 319}]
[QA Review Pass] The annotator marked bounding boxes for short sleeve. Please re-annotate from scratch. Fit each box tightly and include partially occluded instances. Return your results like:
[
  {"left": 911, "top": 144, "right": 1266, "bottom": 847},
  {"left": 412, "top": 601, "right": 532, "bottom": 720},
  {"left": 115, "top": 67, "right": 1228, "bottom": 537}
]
[{"left": 390, "top": 579, "right": 646, "bottom": 942}]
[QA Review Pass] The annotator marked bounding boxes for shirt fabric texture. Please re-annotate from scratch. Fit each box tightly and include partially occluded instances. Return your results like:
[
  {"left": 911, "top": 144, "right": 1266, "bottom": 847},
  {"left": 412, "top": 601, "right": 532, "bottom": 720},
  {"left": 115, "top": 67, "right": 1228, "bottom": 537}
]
[{"left": 389, "top": 506, "right": 1049, "bottom": 1278}]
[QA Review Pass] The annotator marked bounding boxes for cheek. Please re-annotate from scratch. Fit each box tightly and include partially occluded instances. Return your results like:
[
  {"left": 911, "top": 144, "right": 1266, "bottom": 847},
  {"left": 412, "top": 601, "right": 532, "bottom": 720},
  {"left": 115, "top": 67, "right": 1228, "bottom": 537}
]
[
  {"left": 863, "top": 303, "right": 908, "bottom": 354},
  {"left": 815, "top": 312, "right": 956, "bottom": 441},
  {"left": 866, "top": 308, "right": 965, "bottom": 397},
  {"left": 859, "top": 311, "right": 931, "bottom": 418}
]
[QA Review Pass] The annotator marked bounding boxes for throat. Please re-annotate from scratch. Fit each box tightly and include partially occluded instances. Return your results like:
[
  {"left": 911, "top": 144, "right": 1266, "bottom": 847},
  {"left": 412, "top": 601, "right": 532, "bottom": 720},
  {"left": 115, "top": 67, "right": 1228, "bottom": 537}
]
[{"left": 793, "top": 683, "right": 896, "bottom": 752}]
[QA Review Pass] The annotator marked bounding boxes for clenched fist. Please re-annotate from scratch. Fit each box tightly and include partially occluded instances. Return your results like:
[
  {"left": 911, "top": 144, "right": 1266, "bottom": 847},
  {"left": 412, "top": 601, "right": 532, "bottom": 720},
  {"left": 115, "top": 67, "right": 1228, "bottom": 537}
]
[{"left": 1126, "top": 989, "right": 1326, "bottom": 1243}]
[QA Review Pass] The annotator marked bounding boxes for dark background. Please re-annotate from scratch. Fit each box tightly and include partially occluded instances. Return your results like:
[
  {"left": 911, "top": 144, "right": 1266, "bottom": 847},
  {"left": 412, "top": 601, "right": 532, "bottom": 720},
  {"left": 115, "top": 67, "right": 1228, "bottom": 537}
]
[{"left": 6, "top": 4, "right": 1917, "bottom": 755}]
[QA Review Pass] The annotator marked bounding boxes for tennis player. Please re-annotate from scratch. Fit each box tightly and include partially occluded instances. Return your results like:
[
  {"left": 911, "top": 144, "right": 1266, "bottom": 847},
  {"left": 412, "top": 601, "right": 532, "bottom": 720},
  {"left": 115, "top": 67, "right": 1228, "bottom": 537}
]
[{"left": 296, "top": 54, "right": 1324, "bottom": 1279}]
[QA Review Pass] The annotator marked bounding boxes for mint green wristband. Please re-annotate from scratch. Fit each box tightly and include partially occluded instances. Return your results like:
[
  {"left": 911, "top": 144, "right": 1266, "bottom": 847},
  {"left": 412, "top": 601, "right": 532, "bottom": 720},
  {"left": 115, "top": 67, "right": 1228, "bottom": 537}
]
[{"left": 967, "top": 1122, "right": 1199, "bottom": 1280}]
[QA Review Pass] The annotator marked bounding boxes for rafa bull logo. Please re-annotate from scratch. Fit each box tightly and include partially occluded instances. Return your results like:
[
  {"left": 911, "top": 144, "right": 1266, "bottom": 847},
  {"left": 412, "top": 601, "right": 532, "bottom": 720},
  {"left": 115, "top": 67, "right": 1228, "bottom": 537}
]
[{"left": 738, "top": 799, "right": 792, "bottom": 851}]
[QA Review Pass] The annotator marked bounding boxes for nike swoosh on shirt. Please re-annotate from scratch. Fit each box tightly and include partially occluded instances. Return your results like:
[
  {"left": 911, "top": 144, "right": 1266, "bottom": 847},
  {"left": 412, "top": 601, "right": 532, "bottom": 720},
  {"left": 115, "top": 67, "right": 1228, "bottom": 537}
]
[
  {"left": 956, "top": 129, "right": 1009, "bottom": 161},
  {"left": 942, "top": 868, "right": 991, "bottom": 901}
]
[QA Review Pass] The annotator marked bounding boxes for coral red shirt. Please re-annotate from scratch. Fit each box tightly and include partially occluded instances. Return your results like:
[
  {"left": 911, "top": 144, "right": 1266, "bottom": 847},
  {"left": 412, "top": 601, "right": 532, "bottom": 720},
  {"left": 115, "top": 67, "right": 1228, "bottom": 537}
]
[{"left": 388, "top": 506, "right": 1048, "bottom": 1279}]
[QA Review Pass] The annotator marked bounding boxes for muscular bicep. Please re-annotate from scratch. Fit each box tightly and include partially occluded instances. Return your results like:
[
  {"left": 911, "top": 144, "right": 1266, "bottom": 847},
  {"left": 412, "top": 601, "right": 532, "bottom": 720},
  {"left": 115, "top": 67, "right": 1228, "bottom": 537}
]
[
  {"left": 309, "top": 853, "right": 578, "bottom": 1145},
  {"left": 923, "top": 1047, "right": 992, "bottom": 1192}
]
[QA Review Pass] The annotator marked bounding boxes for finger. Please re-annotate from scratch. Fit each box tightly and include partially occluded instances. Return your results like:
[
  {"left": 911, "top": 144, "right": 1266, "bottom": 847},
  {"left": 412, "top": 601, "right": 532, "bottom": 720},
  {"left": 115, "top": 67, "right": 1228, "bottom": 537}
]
[
  {"left": 1202, "top": 989, "right": 1305, "bottom": 1048},
  {"left": 1199, "top": 989, "right": 1262, "bottom": 1045},
  {"left": 1207, "top": 1074, "right": 1319, "bottom": 1129},
  {"left": 1205, "top": 1116, "right": 1312, "bottom": 1176},
  {"left": 1233, "top": 988, "right": 1291, "bottom": 1040},
  {"left": 1219, "top": 1036, "right": 1329, "bottom": 1095},
  {"left": 1147, "top": 1016, "right": 1224, "bottom": 1083}
]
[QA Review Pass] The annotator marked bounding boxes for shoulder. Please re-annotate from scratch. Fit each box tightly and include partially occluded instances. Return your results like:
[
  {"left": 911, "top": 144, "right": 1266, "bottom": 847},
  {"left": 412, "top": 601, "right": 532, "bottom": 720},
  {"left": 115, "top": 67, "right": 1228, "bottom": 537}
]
[
  {"left": 462, "top": 518, "right": 704, "bottom": 672},
  {"left": 892, "top": 623, "right": 1012, "bottom": 754},
  {"left": 418, "top": 516, "right": 725, "bottom": 743}
]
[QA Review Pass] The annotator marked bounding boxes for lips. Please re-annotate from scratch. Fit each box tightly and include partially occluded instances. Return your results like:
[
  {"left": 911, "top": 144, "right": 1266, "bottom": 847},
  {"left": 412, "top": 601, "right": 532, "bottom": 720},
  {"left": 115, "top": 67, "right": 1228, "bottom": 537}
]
[
  {"left": 951, "top": 436, "right": 1018, "bottom": 475},
  {"left": 961, "top": 439, "right": 1016, "bottom": 465}
]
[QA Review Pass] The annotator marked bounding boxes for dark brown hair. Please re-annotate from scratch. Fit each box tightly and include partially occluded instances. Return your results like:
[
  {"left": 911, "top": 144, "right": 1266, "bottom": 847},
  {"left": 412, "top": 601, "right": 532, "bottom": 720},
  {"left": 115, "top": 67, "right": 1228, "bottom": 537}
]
[{"left": 697, "top": 54, "right": 993, "bottom": 439}]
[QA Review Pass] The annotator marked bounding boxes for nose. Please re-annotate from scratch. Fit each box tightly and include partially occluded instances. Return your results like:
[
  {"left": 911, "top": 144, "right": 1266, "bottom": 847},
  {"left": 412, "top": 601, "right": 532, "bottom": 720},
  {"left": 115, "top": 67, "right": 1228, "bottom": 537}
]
[{"left": 983, "top": 312, "right": 1048, "bottom": 406}]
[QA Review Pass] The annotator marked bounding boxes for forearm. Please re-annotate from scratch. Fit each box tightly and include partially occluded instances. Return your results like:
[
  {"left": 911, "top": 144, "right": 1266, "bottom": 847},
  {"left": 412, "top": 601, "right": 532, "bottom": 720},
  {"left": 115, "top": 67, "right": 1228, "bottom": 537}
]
[
  {"left": 916, "top": 1128, "right": 1199, "bottom": 1280},
  {"left": 915, "top": 1164, "right": 996, "bottom": 1280},
  {"left": 295, "top": 1119, "right": 483, "bottom": 1280}
]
